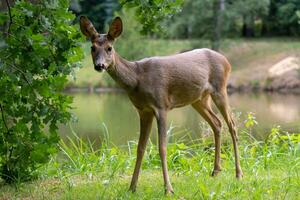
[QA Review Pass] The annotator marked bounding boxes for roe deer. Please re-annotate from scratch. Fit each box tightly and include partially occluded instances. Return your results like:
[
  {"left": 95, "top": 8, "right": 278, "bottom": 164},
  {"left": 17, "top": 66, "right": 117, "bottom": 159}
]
[{"left": 80, "top": 16, "right": 243, "bottom": 194}]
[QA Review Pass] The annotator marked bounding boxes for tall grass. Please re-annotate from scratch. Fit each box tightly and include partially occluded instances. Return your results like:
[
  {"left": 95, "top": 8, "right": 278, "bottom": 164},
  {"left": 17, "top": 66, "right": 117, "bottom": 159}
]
[
  {"left": 1, "top": 113, "right": 299, "bottom": 199},
  {"left": 40, "top": 115, "right": 299, "bottom": 198},
  {"left": 51, "top": 124, "right": 299, "bottom": 177}
]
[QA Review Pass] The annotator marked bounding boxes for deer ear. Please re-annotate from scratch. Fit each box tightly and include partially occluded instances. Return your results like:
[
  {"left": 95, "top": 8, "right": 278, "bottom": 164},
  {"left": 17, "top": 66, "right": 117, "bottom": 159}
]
[
  {"left": 80, "top": 16, "right": 98, "bottom": 39},
  {"left": 108, "top": 17, "right": 123, "bottom": 40}
]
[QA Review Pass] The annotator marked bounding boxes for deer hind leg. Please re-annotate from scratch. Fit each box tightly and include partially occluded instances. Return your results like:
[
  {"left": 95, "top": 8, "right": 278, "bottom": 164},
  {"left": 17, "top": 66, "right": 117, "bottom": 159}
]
[
  {"left": 155, "top": 109, "right": 174, "bottom": 194},
  {"left": 192, "top": 95, "right": 223, "bottom": 176},
  {"left": 211, "top": 90, "right": 243, "bottom": 179}
]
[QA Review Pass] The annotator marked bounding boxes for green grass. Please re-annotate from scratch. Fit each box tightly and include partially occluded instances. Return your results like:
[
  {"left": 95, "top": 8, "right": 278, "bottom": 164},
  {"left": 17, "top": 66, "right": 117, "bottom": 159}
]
[
  {"left": 69, "top": 38, "right": 300, "bottom": 88},
  {"left": 1, "top": 124, "right": 299, "bottom": 199},
  {"left": 1, "top": 169, "right": 299, "bottom": 199}
]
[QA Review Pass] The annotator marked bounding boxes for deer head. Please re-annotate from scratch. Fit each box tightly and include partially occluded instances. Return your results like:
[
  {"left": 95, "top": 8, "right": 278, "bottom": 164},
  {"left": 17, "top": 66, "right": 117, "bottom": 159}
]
[{"left": 80, "top": 16, "right": 123, "bottom": 72}]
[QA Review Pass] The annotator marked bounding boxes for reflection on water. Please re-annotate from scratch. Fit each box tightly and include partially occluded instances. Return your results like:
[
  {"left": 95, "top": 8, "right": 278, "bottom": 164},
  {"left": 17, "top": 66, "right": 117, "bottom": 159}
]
[
  {"left": 229, "top": 93, "right": 300, "bottom": 137},
  {"left": 59, "top": 92, "right": 300, "bottom": 145}
]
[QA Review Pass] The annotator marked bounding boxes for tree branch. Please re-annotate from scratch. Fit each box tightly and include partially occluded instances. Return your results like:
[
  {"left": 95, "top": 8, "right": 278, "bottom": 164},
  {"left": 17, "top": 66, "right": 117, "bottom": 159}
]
[
  {"left": 0, "top": 103, "right": 10, "bottom": 133},
  {"left": 5, "top": 0, "right": 13, "bottom": 36},
  {"left": 7, "top": 63, "right": 32, "bottom": 86}
]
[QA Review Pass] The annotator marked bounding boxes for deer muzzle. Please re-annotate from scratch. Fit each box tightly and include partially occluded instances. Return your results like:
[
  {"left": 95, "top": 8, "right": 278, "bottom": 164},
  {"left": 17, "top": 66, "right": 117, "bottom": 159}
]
[{"left": 94, "top": 63, "right": 106, "bottom": 72}]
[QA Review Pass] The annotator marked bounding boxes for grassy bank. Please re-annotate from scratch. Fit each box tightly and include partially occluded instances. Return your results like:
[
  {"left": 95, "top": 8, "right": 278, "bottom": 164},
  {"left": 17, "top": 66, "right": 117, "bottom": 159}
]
[
  {"left": 1, "top": 123, "right": 299, "bottom": 199},
  {"left": 1, "top": 168, "right": 299, "bottom": 199},
  {"left": 68, "top": 38, "right": 300, "bottom": 89}
]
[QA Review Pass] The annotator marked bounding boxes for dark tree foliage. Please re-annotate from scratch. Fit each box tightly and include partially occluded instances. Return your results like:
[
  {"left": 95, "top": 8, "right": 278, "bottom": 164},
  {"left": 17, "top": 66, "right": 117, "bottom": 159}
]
[
  {"left": 167, "top": 0, "right": 299, "bottom": 39},
  {"left": 70, "top": 0, "right": 120, "bottom": 32},
  {"left": 0, "top": 0, "right": 83, "bottom": 183},
  {"left": 263, "top": 0, "right": 300, "bottom": 36},
  {"left": 166, "top": 0, "right": 214, "bottom": 39},
  {"left": 231, "top": 0, "right": 270, "bottom": 37},
  {"left": 71, "top": 0, "right": 299, "bottom": 38}
]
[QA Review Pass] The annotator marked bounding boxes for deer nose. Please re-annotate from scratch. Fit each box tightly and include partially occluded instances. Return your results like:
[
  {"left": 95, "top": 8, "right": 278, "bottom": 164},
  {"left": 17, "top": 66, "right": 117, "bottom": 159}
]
[{"left": 95, "top": 64, "right": 105, "bottom": 72}]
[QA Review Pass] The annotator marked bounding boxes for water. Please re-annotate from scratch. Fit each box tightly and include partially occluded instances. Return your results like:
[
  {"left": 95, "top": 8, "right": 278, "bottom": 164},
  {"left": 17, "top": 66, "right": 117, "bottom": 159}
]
[{"left": 59, "top": 92, "right": 300, "bottom": 145}]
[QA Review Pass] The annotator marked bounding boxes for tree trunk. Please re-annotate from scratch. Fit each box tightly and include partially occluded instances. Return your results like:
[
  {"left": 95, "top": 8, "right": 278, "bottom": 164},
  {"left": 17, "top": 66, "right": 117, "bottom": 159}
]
[
  {"left": 212, "top": 0, "right": 225, "bottom": 51},
  {"left": 242, "top": 15, "right": 255, "bottom": 37}
]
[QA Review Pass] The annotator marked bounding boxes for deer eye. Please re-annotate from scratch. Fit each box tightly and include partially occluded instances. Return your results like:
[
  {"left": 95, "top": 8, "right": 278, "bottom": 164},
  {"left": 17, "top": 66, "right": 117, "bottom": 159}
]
[
  {"left": 91, "top": 46, "right": 96, "bottom": 52},
  {"left": 107, "top": 47, "right": 112, "bottom": 52}
]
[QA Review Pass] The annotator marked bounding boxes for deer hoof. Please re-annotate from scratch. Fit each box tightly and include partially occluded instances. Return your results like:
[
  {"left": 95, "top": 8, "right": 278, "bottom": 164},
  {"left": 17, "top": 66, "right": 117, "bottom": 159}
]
[
  {"left": 128, "top": 186, "right": 136, "bottom": 193},
  {"left": 236, "top": 172, "right": 243, "bottom": 179},
  {"left": 165, "top": 188, "right": 174, "bottom": 195},
  {"left": 211, "top": 169, "right": 222, "bottom": 177}
]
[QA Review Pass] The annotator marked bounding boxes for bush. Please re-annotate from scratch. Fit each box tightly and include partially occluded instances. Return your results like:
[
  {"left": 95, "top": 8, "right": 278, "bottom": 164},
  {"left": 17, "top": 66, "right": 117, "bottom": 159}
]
[{"left": 0, "top": 0, "right": 83, "bottom": 183}]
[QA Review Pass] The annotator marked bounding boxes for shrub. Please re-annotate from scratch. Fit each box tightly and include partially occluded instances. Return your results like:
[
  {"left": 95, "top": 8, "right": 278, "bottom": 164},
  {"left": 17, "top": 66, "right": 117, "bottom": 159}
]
[{"left": 0, "top": 0, "right": 83, "bottom": 183}]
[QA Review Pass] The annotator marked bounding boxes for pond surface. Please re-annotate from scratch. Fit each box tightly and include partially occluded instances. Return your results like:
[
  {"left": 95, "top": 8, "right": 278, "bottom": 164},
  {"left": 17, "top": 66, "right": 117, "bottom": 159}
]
[{"left": 59, "top": 92, "right": 300, "bottom": 146}]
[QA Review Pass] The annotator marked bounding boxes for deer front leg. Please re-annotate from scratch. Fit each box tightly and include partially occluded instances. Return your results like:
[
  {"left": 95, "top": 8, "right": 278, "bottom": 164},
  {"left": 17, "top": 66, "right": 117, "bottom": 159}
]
[
  {"left": 129, "top": 110, "right": 154, "bottom": 192},
  {"left": 156, "top": 110, "right": 174, "bottom": 194}
]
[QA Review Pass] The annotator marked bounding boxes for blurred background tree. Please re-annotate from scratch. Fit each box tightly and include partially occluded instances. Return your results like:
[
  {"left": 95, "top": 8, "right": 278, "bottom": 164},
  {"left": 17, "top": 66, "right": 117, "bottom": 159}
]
[
  {"left": 70, "top": 0, "right": 120, "bottom": 32},
  {"left": 66, "top": 0, "right": 300, "bottom": 47},
  {"left": 263, "top": 0, "right": 300, "bottom": 36},
  {"left": 2, "top": 0, "right": 300, "bottom": 43}
]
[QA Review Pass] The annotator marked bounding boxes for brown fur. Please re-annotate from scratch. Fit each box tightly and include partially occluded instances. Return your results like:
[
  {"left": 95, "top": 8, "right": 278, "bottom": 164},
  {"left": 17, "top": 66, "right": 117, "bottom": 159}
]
[{"left": 80, "top": 16, "right": 243, "bottom": 194}]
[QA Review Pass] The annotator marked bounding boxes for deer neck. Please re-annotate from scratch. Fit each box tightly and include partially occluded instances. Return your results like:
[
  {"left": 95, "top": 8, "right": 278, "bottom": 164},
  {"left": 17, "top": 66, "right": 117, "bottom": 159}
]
[{"left": 107, "top": 53, "right": 138, "bottom": 91}]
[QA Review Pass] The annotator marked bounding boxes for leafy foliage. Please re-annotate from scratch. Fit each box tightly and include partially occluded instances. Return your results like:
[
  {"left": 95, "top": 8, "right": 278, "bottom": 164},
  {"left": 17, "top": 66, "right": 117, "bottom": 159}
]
[
  {"left": 231, "top": 0, "right": 270, "bottom": 37},
  {"left": 120, "top": 0, "right": 184, "bottom": 34},
  {"left": 0, "top": 0, "right": 83, "bottom": 183},
  {"left": 167, "top": 0, "right": 300, "bottom": 38},
  {"left": 167, "top": 0, "right": 214, "bottom": 39},
  {"left": 168, "top": 0, "right": 270, "bottom": 39},
  {"left": 265, "top": 0, "right": 300, "bottom": 36},
  {"left": 70, "top": 0, "right": 120, "bottom": 32}
]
